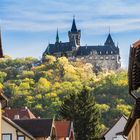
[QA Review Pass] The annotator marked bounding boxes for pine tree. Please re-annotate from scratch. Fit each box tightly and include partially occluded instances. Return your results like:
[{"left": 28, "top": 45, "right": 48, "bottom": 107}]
[{"left": 59, "top": 87, "right": 101, "bottom": 140}]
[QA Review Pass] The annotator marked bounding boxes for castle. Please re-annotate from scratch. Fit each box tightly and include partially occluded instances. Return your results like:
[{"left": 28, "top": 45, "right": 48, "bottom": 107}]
[{"left": 43, "top": 18, "right": 121, "bottom": 70}]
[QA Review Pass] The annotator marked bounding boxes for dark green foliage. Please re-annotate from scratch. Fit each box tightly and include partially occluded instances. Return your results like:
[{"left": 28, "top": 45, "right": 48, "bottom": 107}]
[{"left": 60, "top": 87, "right": 101, "bottom": 140}]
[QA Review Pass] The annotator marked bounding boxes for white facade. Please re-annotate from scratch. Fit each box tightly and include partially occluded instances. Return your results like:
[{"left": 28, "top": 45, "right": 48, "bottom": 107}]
[{"left": 104, "top": 116, "right": 127, "bottom": 140}]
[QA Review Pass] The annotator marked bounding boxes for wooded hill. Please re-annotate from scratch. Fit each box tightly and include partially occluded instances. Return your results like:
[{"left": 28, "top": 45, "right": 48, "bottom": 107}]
[{"left": 0, "top": 55, "right": 133, "bottom": 128}]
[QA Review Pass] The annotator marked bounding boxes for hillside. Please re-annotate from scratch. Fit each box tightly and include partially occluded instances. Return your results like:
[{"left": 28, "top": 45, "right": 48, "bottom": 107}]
[{"left": 0, "top": 55, "right": 133, "bottom": 128}]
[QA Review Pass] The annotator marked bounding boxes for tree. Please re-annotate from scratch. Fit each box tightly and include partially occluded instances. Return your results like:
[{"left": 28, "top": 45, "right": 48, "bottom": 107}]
[{"left": 59, "top": 87, "right": 101, "bottom": 140}]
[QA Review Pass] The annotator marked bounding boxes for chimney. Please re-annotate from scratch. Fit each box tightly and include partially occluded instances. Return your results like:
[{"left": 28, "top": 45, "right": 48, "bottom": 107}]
[
  {"left": 14, "top": 115, "right": 20, "bottom": 120},
  {"left": 24, "top": 106, "right": 28, "bottom": 110}
]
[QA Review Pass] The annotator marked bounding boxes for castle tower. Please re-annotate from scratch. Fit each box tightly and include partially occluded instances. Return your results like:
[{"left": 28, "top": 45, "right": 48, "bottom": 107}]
[
  {"left": 0, "top": 29, "right": 4, "bottom": 58},
  {"left": 68, "top": 17, "right": 81, "bottom": 47}
]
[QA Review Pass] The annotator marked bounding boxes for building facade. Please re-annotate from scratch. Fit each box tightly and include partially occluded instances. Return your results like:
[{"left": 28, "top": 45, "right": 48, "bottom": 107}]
[
  {"left": 123, "top": 40, "right": 140, "bottom": 140},
  {"left": 43, "top": 18, "right": 121, "bottom": 71}
]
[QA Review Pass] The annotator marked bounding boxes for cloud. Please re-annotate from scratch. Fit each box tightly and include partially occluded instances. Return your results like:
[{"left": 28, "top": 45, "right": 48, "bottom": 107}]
[{"left": 1, "top": 0, "right": 140, "bottom": 35}]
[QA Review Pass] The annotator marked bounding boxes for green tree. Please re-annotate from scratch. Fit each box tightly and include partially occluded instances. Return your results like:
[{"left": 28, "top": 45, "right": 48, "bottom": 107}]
[{"left": 59, "top": 87, "right": 101, "bottom": 140}]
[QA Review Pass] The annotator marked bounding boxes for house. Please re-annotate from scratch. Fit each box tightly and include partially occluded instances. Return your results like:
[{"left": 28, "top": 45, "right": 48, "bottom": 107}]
[
  {"left": 123, "top": 99, "right": 140, "bottom": 140},
  {"left": 43, "top": 17, "right": 121, "bottom": 71},
  {"left": 2, "top": 116, "right": 35, "bottom": 140},
  {"left": 14, "top": 119, "right": 57, "bottom": 140},
  {"left": 123, "top": 40, "right": 140, "bottom": 140},
  {"left": 102, "top": 115, "right": 127, "bottom": 140},
  {"left": 55, "top": 121, "right": 74, "bottom": 140},
  {"left": 3, "top": 107, "right": 36, "bottom": 120},
  {"left": 0, "top": 92, "right": 8, "bottom": 140}
]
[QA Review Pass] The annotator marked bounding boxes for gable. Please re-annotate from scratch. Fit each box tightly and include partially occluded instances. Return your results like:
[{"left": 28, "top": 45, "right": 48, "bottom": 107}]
[
  {"left": 104, "top": 116, "right": 127, "bottom": 139},
  {"left": 2, "top": 116, "right": 35, "bottom": 140}
]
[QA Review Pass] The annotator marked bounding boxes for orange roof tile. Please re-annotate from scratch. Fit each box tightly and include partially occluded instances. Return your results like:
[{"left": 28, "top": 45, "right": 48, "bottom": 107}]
[
  {"left": 133, "top": 40, "right": 140, "bottom": 48},
  {"left": 3, "top": 107, "right": 36, "bottom": 120},
  {"left": 55, "top": 121, "right": 71, "bottom": 138}
]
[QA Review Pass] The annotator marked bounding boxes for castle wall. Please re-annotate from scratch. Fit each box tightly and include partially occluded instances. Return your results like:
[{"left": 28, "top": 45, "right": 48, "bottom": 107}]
[{"left": 76, "top": 54, "right": 121, "bottom": 71}]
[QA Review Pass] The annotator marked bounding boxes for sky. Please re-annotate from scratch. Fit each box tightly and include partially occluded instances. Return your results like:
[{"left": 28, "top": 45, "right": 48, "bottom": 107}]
[{"left": 1, "top": 0, "right": 140, "bottom": 68}]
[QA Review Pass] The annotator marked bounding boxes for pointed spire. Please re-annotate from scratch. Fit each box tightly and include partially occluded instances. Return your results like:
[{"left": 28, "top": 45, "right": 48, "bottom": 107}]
[
  {"left": 71, "top": 16, "right": 77, "bottom": 32},
  {"left": 104, "top": 33, "right": 115, "bottom": 47},
  {"left": 56, "top": 29, "right": 59, "bottom": 43},
  {"left": 0, "top": 28, "right": 4, "bottom": 58}
]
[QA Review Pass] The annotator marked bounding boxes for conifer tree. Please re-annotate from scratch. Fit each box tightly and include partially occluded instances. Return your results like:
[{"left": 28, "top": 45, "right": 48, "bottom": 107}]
[{"left": 59, "top": 87, "right": 101, "bottom": 140}]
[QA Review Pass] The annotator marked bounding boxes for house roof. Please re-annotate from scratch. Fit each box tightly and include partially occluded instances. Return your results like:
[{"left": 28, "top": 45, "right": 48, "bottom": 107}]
[
  {"left": 128, "top": 40, "right": 140, "bottom": 94},
  {"left": 14, "top": 119, "right": 53, "bottom": 137},
  {"left": 55, "top": 121, "right": 71, "bottom": 138},
  {"left": 102, "top": 115, "right": 127, "bottom": 138},
  {"left": 3, "top": 107, "right": 36, "bottom": 120},
  {"left": 124, "top": 98, "right": 140, "bottom": 136},
  {"left": 0, "top": 91, "right": 8, "bottom": 109},
  {"left": 2, "top": 116, "right": 35, "bottom": 140}
]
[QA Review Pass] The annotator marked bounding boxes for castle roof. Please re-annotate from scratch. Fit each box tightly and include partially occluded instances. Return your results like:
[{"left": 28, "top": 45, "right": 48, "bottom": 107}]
[
  {"left": 104, "top": 33, "right": 115, "bottom": 47},
  {"left": 71, "top": 17, "right": 77, "bottom": 32},
  {"left": 76, "top": 45, "right": 119, "bottom": 56},
  {"left": 44, "top": 41, "right": 75, "bottom": 55},
  {"left": 44, "top": 42, "right": 119, "bottom": 57}
]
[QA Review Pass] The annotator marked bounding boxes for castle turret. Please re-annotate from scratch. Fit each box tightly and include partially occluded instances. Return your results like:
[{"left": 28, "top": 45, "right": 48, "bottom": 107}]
[
  {"left": 68, "top": 17, "right": 81, "bottom": 48},
  {"left": 0, "top": 29, "right": 4, "bottom": 58}
]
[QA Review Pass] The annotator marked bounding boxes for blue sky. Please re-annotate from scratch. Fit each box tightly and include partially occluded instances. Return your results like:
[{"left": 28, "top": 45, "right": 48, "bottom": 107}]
[{"left": 1, "top": 0, "right": 140, "bottom": 68}]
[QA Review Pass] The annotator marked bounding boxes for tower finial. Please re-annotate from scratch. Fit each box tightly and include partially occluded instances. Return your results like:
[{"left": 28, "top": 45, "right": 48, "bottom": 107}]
[
  {"left": 56, "top": 28, "right": 59, "bottom": 43},
  {"left": 109, "top": 26, "right": 110, "bottom": 34}
]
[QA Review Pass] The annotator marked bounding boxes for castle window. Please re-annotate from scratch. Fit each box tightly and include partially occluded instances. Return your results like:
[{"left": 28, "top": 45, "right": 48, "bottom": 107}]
[
  {"left": 106, "top": 56, "right": 109, "bottom": 60},
  {"left": 100, "top": 56, "right": 104, "bottom": 60},
  {"left": 112, "top": 56, "right": 115, "bottom": 60}
]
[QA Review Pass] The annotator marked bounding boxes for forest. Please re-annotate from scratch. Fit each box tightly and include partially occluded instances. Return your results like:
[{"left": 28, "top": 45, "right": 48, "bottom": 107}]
[{"left": 0, "top": 55, "right": 133, "bottom": 129}]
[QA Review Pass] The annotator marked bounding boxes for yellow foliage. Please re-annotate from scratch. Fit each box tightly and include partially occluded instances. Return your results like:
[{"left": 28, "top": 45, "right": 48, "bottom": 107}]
[{"left": 0, "top": 83, "right": 3, "bottom": 89}]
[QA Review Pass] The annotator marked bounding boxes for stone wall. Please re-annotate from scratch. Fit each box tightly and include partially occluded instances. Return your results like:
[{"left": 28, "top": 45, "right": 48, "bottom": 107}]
[{"left": 76, "top": 54, "right": 121, "bottom": 71}]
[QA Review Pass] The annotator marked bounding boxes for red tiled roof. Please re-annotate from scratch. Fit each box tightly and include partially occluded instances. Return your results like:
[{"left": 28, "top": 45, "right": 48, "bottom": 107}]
[
  {"left": 133, "top": 39, "right": 140, "bottom": 48},
  {"left": 3, "top": 107, "right": 36, "bottom": 120},
  {"left": 55, "top": 121, "right": 71, "bottom": 138}
]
